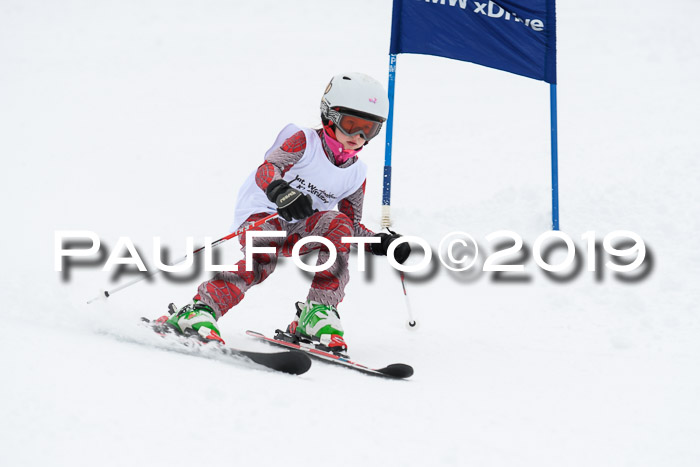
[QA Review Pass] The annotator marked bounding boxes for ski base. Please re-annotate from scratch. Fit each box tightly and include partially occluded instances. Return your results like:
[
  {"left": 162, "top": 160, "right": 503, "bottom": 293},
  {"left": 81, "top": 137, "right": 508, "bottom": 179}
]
[
  {"left": 141, "top": 318, "right": 312, "bottom": 375},
  {"left": 246, "top": 330, "right": 413, "bottom": 379}
]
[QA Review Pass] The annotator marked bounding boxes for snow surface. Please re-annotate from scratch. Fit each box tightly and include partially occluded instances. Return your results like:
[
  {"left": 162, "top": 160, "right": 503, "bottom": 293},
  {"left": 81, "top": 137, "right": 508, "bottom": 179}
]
[{"left": 2, "top": 1, "right": 699, "bottom": 466}]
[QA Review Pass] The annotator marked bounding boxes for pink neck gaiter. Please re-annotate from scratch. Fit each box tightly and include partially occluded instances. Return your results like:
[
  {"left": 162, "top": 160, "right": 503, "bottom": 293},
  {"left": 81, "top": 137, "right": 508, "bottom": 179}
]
[{"left": 322, "top": 127, "right": 362, "bottom": 164}]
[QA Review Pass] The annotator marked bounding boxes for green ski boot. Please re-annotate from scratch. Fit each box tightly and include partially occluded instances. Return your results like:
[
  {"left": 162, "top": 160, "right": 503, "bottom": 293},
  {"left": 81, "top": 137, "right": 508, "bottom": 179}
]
[
  {"left": 164, "top": 302, "right": 224, "bottom": 344},
  {"left": 294, "top": 300, "right": 347, "bottom": 353}
]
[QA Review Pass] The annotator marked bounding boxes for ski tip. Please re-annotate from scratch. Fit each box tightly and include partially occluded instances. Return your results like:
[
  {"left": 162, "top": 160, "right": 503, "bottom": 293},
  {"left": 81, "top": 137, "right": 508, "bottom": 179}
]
[
  {"left": 286, "top": 351, "right": 313, "bottom": 375},
  {"left": 242, "top": 349, "right": 312, "bottom": 375},
  {"left": 378, "top": 363, "right": 414, "bottom": 379}
]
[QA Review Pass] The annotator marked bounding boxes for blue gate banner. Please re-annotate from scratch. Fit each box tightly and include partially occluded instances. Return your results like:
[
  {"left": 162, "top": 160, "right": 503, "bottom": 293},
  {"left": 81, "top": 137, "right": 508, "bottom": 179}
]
[{"left": 390, "top": 0, "right": 556, "bottom": 83}]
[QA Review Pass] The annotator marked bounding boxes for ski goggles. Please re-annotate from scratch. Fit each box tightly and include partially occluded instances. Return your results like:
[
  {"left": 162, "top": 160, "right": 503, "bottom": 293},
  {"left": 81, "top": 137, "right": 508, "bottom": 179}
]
[{"left": 326, "top": 107, "right": 384, "bottom": 141}]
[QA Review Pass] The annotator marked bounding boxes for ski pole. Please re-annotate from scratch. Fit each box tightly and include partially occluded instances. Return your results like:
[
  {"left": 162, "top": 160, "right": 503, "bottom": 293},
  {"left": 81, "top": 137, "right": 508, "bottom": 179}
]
[
  {"left": 383, "top": 227, "right": 418, "bottom": 329},
  {"left": 86, "top": 212, "right": 279, "bottom": 304},
  {"left": 400, "top": 271, "right": 418, "bottom": 329}
]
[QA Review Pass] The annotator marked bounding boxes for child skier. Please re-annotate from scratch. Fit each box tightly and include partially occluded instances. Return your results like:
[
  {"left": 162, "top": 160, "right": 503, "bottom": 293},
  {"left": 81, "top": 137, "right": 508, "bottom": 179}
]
[{"left": 161, "top": 72, "right": 411, "bottom": 353}]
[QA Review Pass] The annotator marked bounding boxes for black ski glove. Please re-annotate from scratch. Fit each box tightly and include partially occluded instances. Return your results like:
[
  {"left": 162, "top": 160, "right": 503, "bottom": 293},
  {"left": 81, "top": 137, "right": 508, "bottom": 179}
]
[
  {"left": 370, "top": 229, "right": 412, "bottom": 264},
  {"left": 266, "top": 179, "right": 314, "bottom": 222}
]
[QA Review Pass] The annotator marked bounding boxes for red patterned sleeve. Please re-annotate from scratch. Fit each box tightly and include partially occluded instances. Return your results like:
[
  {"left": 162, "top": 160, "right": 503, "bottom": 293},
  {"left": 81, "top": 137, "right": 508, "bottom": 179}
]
[
  {"left": 255, "top": 130, "right": 307, "bottom": 191},
  {"left": 338, "top": 181, "right": 375, "bottom": 239}
]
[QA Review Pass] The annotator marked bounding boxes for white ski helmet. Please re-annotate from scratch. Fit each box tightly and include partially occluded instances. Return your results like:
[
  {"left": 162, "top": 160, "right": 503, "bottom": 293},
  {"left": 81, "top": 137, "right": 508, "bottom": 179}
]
[{"left": 321, "top": 73, "right": 389, "bottom": 140}]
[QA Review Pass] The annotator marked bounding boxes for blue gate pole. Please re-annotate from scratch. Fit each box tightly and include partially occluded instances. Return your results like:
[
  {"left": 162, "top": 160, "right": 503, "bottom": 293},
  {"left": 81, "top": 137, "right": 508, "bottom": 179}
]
[
  {"left": 382, "top": 54, "right": 397, "bottom": 227},
  {"left": 550, "top": 83, "right": 560, "bottom": 231}
]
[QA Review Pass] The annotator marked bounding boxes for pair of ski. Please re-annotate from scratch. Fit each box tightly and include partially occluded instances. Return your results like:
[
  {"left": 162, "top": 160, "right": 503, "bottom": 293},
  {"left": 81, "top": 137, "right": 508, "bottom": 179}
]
[{"left": 143, "top": 319, "right": 413, "bottom": 379}]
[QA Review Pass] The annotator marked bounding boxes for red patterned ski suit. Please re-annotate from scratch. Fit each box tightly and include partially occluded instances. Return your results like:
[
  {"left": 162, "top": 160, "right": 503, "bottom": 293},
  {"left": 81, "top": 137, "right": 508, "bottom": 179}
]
[{"left": 195, "top": 129, "right": 375, "bottom": 318}]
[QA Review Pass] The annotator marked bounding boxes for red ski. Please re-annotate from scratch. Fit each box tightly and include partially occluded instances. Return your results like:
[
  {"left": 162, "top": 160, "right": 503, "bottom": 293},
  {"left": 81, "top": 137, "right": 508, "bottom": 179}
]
[{"left": 246, "top": 330, "right": 413, "bottom": 379}]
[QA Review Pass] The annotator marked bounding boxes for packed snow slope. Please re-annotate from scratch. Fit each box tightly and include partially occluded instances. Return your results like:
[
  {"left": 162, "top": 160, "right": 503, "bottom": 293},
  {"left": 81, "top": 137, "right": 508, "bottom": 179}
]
[{"left": 2, "top": 1, "right": 699, "bottom": 466}]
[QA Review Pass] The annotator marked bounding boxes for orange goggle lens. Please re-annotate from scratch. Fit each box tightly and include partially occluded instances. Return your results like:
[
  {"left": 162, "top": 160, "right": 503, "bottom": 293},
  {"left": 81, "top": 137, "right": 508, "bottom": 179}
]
[{"left": 336, "top": 113, "right": 382, "bottom": 141}]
